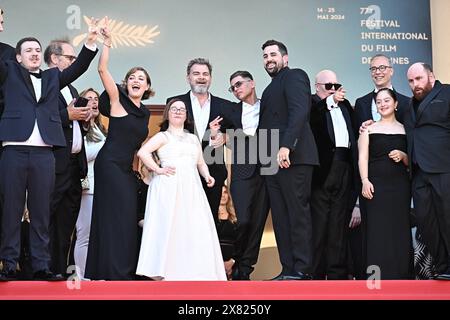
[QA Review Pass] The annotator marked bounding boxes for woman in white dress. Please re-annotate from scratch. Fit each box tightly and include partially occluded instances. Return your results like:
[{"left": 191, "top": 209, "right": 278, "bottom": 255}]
[
  {"left": 136, "top": 98, "right": 226, "bottom": 280},
  {"left": 73, "top": 88, "right": 107, "bottom": 279}
]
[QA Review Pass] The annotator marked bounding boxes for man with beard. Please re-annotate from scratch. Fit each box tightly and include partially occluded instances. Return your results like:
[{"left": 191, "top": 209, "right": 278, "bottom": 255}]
[
  {"left": 404, "top": 62, "right": 450, "bottom": 280},
  {"left": 167, "top": 58, "right": 229, "bottom": 221},
  {"left": 258, "top": 40, "right": 319, "bottom": 280}
]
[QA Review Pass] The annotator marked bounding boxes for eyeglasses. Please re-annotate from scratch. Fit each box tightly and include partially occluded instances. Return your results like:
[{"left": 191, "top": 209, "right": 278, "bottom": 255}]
[
  {"left": 57, "top": 54, "right": 77, "bottom": 62},
  {"left": 228, "top": 79, "right": 252, "bottom": 92},
  {"left": 317, "top": 83, "right": 342, "bottom": 91},
  {"left": 369, "top": 65, "right": 392, "bottom": 73},
  {"left": 169, "top": 106, "right": 187, "bottom": 114}
]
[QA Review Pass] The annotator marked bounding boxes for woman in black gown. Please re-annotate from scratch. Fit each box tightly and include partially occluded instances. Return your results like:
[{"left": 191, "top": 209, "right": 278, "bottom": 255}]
[
  {"left": 85, "top": 20, "right": 152, "bottom": 280},
  {"left": 216, "top": 185, "right": 238, "bottom": 280},
  {"left": 358, "top": 88, "right": 413, "bottom": 280}
]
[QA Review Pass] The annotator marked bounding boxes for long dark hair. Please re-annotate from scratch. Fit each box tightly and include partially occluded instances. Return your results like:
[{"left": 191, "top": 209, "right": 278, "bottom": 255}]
[
  {"left": 79, "top": 88, "right": 108, "bottom": 142},
  {"left": 159, "top": 98, "right": 194, "bottom": 132}
]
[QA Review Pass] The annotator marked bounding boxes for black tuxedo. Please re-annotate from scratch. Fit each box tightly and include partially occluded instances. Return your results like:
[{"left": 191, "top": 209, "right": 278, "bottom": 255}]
[
  {"left": 259, "top": 67, "right": 319, "bottom": 276},
  {"left": 49, "top": 84, "right": 88, "bottom": 275},
  {"left": 310, "top": 94, "right": 358, "bottom": 279},
  {"left": 354, "top": 89, "right": 410, "bottom": 130},
  {"left": 403, "top": 81, "right": 450, "bottom": 273},
  {"left": 0, "top": 45, "right": 97, "bottom": 273},
  {"left": 166, "top": 92, "right": 229, "bottom": 220},
  {"left": 217, "top": 101, "right": 270, "bottom": 277}
]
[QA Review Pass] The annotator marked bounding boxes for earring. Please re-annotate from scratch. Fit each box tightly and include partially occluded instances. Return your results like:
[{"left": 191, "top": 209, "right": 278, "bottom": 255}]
[{"left": 395, "top": 108, "right": 398, "bottom": 111}]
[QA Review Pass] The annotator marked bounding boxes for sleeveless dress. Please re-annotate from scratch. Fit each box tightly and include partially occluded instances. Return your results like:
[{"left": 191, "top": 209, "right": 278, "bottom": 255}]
[
  {"left": 85, "top": 85, "right": 150, "bottom": 280},
  {"left": 136, "top": 131, "right": 226, "bottom": 280},
  {"left": 365, "top": 133, "right": 413, "bottom": 279}
]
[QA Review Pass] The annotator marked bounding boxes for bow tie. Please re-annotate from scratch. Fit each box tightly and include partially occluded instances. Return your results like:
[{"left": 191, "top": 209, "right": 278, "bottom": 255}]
[{"left": 29, "top": 71, "right": 42, "bottom": 79}]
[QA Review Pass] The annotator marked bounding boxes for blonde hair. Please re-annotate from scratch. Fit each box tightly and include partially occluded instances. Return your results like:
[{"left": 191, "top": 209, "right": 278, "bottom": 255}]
[{"left": 221, "top": 185, "right": 237, "bottom": 223}]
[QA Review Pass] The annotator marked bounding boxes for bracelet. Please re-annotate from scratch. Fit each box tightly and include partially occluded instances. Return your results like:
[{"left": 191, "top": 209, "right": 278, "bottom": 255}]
[
  {"left": 103, "top": 42, "right": 112, "bottom": 48},
  {"left": 361, "top": 177, "right": 369, "bottom": 181}
]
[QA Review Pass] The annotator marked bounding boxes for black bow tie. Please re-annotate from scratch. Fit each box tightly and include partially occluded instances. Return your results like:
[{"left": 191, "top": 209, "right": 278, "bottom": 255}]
[{"left": 29, "top": 71, "right": 42, "bottom": 79}]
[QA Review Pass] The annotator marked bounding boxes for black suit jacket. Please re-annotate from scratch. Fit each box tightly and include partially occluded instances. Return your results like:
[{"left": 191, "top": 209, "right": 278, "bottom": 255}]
[
  {"left": 0, "top": 42, "right": 16, "bottom": 118},
  {"left": 404, "top": 81, "right": 450, "bottom": 174},
  {"left": 259, "top": 67, "right": 319, "bottom": 166},
  {"left": 0, "top": 45, "right": 98, "bottom": 146},
  {"left": 0, "top": 42, "right": 15, "bottom": 62},
  {"left": 310, "top": 94, "right": 358, "bottom": 188},
  {"left": 354, "top": 89, "right": 410, "bottom": 130},
  {"left": 166, "top": 91, "right": 229, "bottom": 180},
  {"left": 217, "top": 101, "right": 258, "bottom": 180},
  {"left": 53, "top": 84, "right": 88, "bottom": 178}
]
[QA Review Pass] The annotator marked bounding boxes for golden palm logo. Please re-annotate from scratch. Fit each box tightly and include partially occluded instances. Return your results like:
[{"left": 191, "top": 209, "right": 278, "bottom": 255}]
[{"left": 72, "top": 16, "right": 160, "bottom": 48}]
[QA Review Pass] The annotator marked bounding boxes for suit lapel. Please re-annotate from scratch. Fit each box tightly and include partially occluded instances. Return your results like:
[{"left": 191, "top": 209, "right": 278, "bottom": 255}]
[
  {"left": 365, "top": 92, "right": 375, "bottom": 121},
  {"left": 233, "top": 102, "right": 243, "bottom": 129},
  {"left": 325, "top": 111, "right": 335, "bottom": 145},
  {"left": 416, "top": 81, "right": 443, "bottom": 122},
  {"left": 19, "top": 65, "right": 37, "bottom": 102}
]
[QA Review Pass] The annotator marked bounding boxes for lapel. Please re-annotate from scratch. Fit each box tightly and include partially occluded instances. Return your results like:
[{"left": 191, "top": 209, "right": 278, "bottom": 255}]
[
  {"left": 68, "top": 84, "right": 78, "bottom": 99},
  {"left": 39, "top": 69, "right": 50, "bottom": 104},
  {"left": 325, "top": 111, "right": 335, "bottom": 145},
  {"left": 365, "top": 91, "right": 375, "bottom": 121},
  {"left": 415, "top": 81, "right": 443, "bottom": 122},
  {"left": 183, "top": 91, "right": 194, "bottom": 122},
  {"left": 340, "top": 104, "right": 355, "bottom": 146},
  {"left": 233, "top": 101, "right": 243, "bottom": 129},
  {"left": 19, "top": 65, "right": 37, "bottom": 102}
]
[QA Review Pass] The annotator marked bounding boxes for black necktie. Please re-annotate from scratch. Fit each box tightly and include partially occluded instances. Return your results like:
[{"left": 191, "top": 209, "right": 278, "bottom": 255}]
[{"left": 29, "top": 71, "right": 42, "bottom": 79}]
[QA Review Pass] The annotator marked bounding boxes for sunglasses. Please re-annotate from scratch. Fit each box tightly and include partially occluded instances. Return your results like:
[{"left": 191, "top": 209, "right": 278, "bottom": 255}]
[
  {"left": 317, "top": 83, "right": 342, "bottom": 90},
  {"left": 228, "top": 79, "right": 252, "bottom": 92}
]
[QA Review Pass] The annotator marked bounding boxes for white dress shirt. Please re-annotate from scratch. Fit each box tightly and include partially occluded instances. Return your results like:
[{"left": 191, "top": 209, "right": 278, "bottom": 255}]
[
  {"left": 190, "top": 91, "right": 211, "bottom": 141},
  {"left": 326, "top": 95, "right": 350, "bottom": 148},
  {"left": 241, "top": 100, "right": 260, "bottom": 136}
]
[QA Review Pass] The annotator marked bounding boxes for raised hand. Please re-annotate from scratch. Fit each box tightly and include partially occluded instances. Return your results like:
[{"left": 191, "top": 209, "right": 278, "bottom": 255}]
[{"left": 86, "top": 17, "right": 100, "bottom": 45}]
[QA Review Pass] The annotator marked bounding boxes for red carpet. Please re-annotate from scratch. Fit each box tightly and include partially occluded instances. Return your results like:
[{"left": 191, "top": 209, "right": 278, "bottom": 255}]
[{"left": 0, "top": 280, "right": 449, "bottom": 300}]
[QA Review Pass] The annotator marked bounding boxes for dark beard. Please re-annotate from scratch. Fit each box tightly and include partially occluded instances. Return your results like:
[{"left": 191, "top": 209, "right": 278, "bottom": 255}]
[{"left": 413, "top": 81, "right": 433, "bottom": 101}]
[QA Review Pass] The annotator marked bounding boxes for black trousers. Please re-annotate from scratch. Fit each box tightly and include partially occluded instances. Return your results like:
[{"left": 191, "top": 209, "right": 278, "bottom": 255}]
[
  {"left": 49, "top": 156, "right": 82, "bottom": 275},
  {"left": 265, "top": 164, "right": 314, "bottom": 275},
  {"left": 202, "top": 164, "right": 227, "bottom": 223},
  {"left": 311, "top": 159, "right": 351, "bottom": 280},
  {"left": 230, "top": 174, "right": 270, "bottom": 275},
  {"left": 413, "top": 168, "right": 450, "bottom": 272},
  {"left": 0, "top": 146, "right": 54, "bottom": 272}
]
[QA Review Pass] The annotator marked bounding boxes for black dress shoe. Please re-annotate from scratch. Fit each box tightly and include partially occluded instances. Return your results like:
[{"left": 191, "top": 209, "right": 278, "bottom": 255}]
[
  {"left": 237, "top": 273, "right": 250, "bottom": 280},
  {"left": 33, "top": 270, "right": 65, "bottom": 281},
  {"left": 269, "top": 273, "right": 290, "bottom": 281},
  {"left": 284, "top": 271, "right": 313, "bottom": 280},
  {"left": 434, "top": 269, "right": 450, "bottom": 280},
  {"left": 0, "top": 269, "right": 18, "bottom": 281}
]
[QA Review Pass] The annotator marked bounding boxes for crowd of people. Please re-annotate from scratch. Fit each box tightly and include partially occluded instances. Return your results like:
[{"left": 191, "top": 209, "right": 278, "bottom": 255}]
[{"left": 0, "top": 9, "right": 449, "bottom": 281}]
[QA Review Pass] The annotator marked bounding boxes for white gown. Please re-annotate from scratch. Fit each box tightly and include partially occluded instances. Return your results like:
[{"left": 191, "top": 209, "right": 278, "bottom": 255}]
[{"left": 136, "top": 131, "right": 226, "bottom": 280}]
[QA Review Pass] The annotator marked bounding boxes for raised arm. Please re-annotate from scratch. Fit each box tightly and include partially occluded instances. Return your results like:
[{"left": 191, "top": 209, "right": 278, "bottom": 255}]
[{"left": 98, "top": 17, "right": 120, "bottom": 110}]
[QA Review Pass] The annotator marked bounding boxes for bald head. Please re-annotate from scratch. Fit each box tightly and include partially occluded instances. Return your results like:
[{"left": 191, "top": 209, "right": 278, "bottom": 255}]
[
  {"left": 315, "top": 70, "right": 339, "bottom": 99},
  {"left": 407, "top": 62, "right": 435, "bottom": 101}
]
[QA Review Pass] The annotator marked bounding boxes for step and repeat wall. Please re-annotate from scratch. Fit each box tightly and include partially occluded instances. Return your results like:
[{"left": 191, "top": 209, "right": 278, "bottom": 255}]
[{"left": 1, "top": 0, "right": 432, "bottom": 107}]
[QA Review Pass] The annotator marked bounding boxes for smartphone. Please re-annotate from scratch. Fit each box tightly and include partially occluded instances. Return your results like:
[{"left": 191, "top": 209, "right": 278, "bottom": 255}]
[{"left": 74, "top": 97, "right": 89, "bottom": 108}]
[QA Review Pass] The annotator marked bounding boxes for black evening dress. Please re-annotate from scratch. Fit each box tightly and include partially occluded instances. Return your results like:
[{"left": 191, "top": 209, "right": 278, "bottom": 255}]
[
  {"left": 365, "top": 133, "right": 413, "bottom": 280},
  {"left": 85, "top": 85, "right": 150, "bottom": 280}
]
